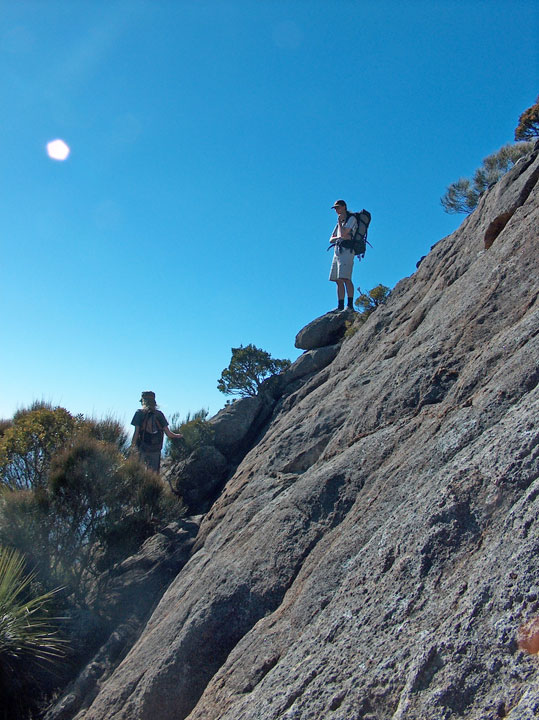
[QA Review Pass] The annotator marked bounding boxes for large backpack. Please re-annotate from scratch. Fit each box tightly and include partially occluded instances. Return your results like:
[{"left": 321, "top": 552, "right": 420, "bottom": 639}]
[
  {"left": 348, "top": 209, "right": 372, "bottom": 258},
  {"left": 138, "top": 411, "right": 164, "bottom": 450},
  {"left": 328, "top": 209, "right": 372, "bottom": 258}
]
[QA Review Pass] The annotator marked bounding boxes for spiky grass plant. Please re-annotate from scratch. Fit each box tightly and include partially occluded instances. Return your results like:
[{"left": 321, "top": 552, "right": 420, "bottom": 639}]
[
  {"left": 0, "top": 546, "right": 64, "bottom": 663},
  {"left": 0, "top": 545, "right": 65, "bottom": 719}
]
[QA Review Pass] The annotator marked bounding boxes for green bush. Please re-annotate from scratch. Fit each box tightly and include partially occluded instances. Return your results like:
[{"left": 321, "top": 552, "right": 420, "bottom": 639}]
[
  {"left": 0, "top": 405, "right": 79, "bottom": 491},
  {"left": 355, "top": 284, "right": 390, "bottom": 319},
  {"left": 217, "top": 344, "right": 291, "bottom": 397},
  {"left": 0, "top": 404, "right": 185, "bottom": 714},
  {"left": 0, "top": 406, "right": 184, "bottom": 603},
  {"left": 0, "top": 545, "right": 65, "bottom": 720},
  {"left": 515, "top": 96, "right": 539, "bottom": 141},
  {"left": 165, "top": 409, "right": 213, "bottom": 462},
  {"left": 441, "top": 142, "right": 534, "bottom": 214},
  {"left": 345, "top": 284, "right": 391, "bottom": 338},
  {"left": 83, "top": 415, "right": 129, "bottom": 453},
  {"left": 0, "top": 419, "right": 11, "bottom": 438}
]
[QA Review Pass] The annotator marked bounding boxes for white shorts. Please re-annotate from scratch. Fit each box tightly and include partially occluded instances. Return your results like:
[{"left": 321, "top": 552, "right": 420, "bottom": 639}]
[{"left": 329, "top": 247, "right": 354, "bottom": 281}]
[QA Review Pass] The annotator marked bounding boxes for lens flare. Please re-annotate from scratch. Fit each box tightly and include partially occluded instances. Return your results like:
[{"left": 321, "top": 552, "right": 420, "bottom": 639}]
[{"left": 46, "top": 139, "right": 70, "bottom": 161}]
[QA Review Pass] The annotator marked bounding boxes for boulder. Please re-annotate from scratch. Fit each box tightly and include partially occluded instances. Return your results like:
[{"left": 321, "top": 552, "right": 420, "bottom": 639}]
[
  {"left": 167, "top": 445, "right": 227, "bottom": 514},
  {"left": 208, "top": 395, "right": 264, "bottom": 456},
  {"left": 295, "top": 309, "right": 354, "bottom": 350},
  {"left": 284, "top": 343, "right": 340, "bottom": 382}
]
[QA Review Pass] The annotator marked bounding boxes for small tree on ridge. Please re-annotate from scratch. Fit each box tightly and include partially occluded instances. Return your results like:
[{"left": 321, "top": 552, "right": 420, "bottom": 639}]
[
  {"left": 217, "top": 344, "right": 291, "bottom": 398},
  {"left": 515, "top": 96, "right": 539, "bottom": 141},
  {"left": 441, "top": 141, "right": 533, "bottom": 214}
]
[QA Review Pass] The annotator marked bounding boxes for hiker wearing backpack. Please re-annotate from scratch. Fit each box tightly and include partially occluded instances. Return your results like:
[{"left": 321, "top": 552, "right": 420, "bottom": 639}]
[
  {"left": 130, "top": 391, "right": 183, "bottom": 472},
  {"left": 328, "top": 200, "right": 372, "bottom": 311},
  {"left": 329, "top": 200, "right": 358, "bottom": 311}
]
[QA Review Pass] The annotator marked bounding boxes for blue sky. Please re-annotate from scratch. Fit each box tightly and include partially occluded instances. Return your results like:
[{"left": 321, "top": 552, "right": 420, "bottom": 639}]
[{"left": 1, "top": 0, "right": 537, "bottom": 430}]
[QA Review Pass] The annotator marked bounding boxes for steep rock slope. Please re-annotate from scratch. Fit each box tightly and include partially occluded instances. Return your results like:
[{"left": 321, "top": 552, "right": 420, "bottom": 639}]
[{"left": 77, "top": 147, "right": 538, "bottom": 720}]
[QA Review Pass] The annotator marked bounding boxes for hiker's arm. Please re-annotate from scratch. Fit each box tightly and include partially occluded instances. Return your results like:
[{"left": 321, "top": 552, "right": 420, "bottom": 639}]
[
  {"left": 164, "top": 426, "right": 183, "bottom": 440},
  {"left": 131, "top": 426, "right": 140, "bottom": 447}
]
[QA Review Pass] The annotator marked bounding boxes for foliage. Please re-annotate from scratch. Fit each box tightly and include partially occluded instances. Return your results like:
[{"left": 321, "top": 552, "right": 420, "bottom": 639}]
[
  {"left": 0, "top": 407, "right": 74, "bottom": 490},
  {"left": 217, "top": 344, "right": 291, "bottom": 397},
  {"left": 0, "top": 405, "right": 79, "bottom": 491},
  {"left": 515, "top": 96, "right": 539, "bottom": 141},
  {"left": 0, "top": 403, "right": 185, "bottom": 714},
  {"left": 355, "top": 284, "right": 391, "bottom": 319},
  {"left": 440, "top": 178, "right": 480, "bottom": 215},
  {"left": 0, "top": 404, "right": 184, "bottom": 605},
  {"left": 0, "top": 436, "right": 178, "bottom": 600},
  {"left": 440, "top": 142, "right": 534, "bottom": 214},
  {"left": 165, "top": 409, "right": 212, "bottom": 461},
  {"left": 0, "top": 419, "right": 11, "bottom": 438},
  {"left": 83, "top": 415, "right": 129, "bottom": 453},
  {"left": 344, "top": 284, "right": 391, "bottom": 338},
  {"left": 0, "top": 545, "right": 65, "bottom": 720}
]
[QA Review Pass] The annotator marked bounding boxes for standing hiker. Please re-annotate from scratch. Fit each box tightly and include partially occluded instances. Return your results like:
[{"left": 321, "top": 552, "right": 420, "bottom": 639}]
[
  {"left": 328, "top": 199, "right": 358, "bottom": 311},
  {"left": 131, "top": 391, "right": 183, "bottom": 472}
]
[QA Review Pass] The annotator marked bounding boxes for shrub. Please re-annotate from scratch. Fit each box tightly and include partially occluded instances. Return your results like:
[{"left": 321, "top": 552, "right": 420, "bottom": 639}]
[
  {"left": 0, "top": 405, "right": 79, "bottom": 491},
  {"left": 83, "top": 415, "right": 129, "bottom": 453},
  {"left": 441, "top": 142, "right": 534, "bottom": 214},
  {"left": 355, "top": 284, "right": 391, "bottom": 320},
  {"left": 0, "top": 545, "right": 65, "bottom": 720},
  {"left": 165, "top": 409, "right": 213, "bottom": 462},
  {"left": 0, "top": 423, "right": 182, "bottom": 603},
  {"left": 515, "top": 96, "right": 539, "bottom": 141},
  {"left": 217, "top": 344, "right": 291, "bottom": 397}
]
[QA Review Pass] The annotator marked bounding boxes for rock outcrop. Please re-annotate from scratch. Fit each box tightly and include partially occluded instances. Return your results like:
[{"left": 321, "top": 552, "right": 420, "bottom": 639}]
[{"left": 49, "top": 143, "right": 539, "bottom": 720}]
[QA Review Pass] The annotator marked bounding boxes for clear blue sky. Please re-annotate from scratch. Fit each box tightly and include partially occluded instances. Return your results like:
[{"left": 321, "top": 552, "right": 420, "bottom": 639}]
[{"left": 1, "top": 0, "right": 537, "bottom": 430}]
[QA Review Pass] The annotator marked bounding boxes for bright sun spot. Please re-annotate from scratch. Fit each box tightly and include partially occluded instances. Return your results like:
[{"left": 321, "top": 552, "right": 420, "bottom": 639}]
[{"left": 46, "top": 139, "right": 70, "bottom": 161}]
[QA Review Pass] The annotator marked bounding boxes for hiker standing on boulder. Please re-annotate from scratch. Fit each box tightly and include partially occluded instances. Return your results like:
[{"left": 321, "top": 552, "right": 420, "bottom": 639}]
[
  {"left": 329, "top": 199, "right": 358, "bottom": 311},
  {"left": 130, "top": 391, "right": 183, "bottom": 473}
]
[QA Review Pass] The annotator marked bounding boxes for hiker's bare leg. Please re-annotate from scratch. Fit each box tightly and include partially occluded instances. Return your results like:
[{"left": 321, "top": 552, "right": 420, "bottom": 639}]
[
  {"left": 344, "top": 279, "right": 354, "bottom": 300},
  {"left": 336, "top": 279, "right": 346, "bottom": 301}
]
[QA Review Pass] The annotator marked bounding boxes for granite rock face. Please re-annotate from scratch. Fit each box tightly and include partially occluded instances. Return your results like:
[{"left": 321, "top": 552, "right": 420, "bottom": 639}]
[
  {"left": 295, "top": 309, "right": 354, "bottom": 350},
  {"left": 165, "top": 445, "right": 228, "bottom": 513},
  {"left": 60, "top": 144, "right": 539, "bottom": 720}
]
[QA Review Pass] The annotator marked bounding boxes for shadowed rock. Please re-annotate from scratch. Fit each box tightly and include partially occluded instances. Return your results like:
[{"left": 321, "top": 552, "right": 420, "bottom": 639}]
[
  {"left": 165, "top": 445, "right": 228, "bottom": 514},
  {"left": 294, "top": 309, "right": 354, "bottom": 350}
]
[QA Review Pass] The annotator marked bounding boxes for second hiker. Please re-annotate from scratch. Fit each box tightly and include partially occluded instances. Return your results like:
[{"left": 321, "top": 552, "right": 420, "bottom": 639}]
[
  {"left": 131, "top": 390, "right": 183, "bottom": 473},
  {"left": 328, "top": 199, "right": 358, "bottom": 311}
]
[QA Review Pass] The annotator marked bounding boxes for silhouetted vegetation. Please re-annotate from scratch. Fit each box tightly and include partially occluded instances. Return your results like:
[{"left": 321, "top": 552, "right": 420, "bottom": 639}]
[
  {"left": 440, "top": 142, "right": 533, "bottom": 214},
  {"left": 217, "top": 344, "right": 291, "bottom": 397},
  {"left": 515, "top": 95, "right": 539, "bottom": 141},
  {"left": 165, "top": 409, "right": 213, "bottom": 462}
]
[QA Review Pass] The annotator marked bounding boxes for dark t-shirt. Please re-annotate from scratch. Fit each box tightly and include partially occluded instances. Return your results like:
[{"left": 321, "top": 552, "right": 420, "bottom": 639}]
[{"left": 131, "top": 409, "right": 168, "bottom": 451}]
